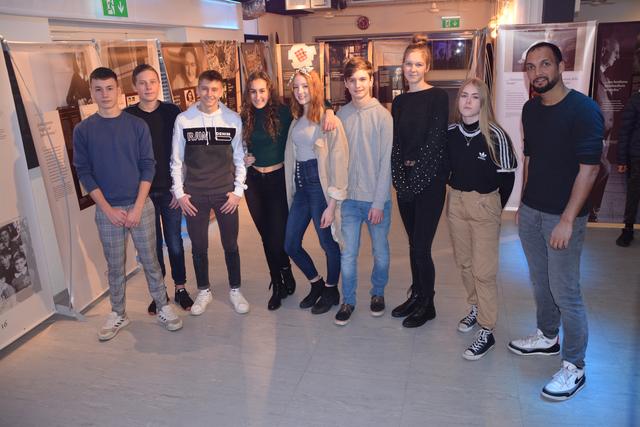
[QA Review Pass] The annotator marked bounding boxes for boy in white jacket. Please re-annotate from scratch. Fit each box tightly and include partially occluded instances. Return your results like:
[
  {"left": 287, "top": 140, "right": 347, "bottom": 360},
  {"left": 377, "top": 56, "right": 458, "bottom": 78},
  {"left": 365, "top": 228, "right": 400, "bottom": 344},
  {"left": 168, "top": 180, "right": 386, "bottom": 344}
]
[{"left": 171, "top": 70, "right": 249, "bottom": 315}]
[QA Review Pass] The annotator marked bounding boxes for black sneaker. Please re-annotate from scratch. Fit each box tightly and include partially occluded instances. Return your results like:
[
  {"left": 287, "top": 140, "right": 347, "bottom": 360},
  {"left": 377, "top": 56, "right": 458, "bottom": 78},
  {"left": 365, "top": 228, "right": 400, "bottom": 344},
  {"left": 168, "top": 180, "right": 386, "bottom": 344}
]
[
  {"left": 147, "top": 293, "right": 170, "bottom": 315},
  {"left": 334, "top": 304, "right": 354, "bottom": 326},
  {"left": 370, "top": 296, "right": 385, "bottom": 317},
  {"left": 311, "top": 285, "right": 340, "bottom": 314},
  {"left": 457, "top": 305, "right": 478, "bottom": 333},
  {"left": 616, "top": 228, "right": 634, "bottom": 247},
  {"left": 174, "top": 288, "right": 194, "bottom": 311},
  {"left": 463, "top": 328, "right": 495, "bottom": 361}
]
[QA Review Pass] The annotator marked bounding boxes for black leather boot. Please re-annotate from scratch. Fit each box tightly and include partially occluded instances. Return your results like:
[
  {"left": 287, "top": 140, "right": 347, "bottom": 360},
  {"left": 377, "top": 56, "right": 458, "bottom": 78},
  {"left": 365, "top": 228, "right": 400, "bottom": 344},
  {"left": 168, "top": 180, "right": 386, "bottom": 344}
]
[
  {"left": 281, "top": 266, "right": 296, "bottom": 295},
  {"left": 391, "top": 286, "right": 420, "bottom": 318},
  {"left": 268, "top": 274, "right": 287, "bottom": 311},
  {"left": 311, "top": 285, "right": 340, "bottom": 315},
  {"left": 402, "top": 294, "right": 436, "bottom": 328},
  {"left": 299, "top": 277, "right": 325, "bottom": 309}
]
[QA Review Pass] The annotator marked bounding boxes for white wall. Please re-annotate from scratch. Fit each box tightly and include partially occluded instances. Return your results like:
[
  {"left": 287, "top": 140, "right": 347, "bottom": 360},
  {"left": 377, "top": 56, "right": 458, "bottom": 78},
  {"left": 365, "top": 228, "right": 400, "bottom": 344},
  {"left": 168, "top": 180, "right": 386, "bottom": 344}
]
[
  {"left": 257, "top": 13, "right": 295, "bottom": 44},
  {"left": 575, "top": 0, "right": 640, "bottom": 23},
  {"left": 296, "top": 1, "right": 493, "bottom": 42},
  {"left": 0, "top": 15, "right": 50, "bottom": 42}
]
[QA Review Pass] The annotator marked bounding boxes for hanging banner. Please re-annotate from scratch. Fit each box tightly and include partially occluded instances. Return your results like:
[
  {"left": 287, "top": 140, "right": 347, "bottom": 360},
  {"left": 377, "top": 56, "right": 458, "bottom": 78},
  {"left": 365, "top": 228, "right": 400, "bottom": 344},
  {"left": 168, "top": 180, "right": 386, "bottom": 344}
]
[
  {"left": 202, "top": 40, "right": 241, "bottom": 112},
  {"left": 6, "top": 41, "right": 138, "bottom": 312},
  {"left": 239, "top": 42, "right": 275, "bottom": 88},
  {"left": 160, "top": 42, "right": 208, "bottom": 110},
  {"left": 587, "top": 21, "right": 640, "bottom": 224},
  {"left": 0, "top": 48, "right": 56, "bottom": 350},
  {"left": 276, "top": 43, "right": 324, "bottom": 104},
  {"left": 98, "top": 39, "right": 164, "bottom": 107},
  {"left": 494, "top": 21, "right": 597, "bottom": 209}
]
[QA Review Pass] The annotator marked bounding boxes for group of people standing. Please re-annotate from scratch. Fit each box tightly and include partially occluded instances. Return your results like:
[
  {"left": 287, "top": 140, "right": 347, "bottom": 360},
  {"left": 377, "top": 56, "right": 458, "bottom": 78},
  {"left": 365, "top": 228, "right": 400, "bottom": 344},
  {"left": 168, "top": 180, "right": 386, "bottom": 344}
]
[{"left": 73, "top": 35, "right": 603, "bottom": 402}]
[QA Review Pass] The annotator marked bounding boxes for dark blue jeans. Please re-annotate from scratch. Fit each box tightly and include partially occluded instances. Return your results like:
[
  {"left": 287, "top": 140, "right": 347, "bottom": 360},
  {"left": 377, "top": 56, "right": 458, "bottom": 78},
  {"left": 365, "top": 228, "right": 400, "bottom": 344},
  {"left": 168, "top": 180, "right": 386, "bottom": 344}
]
[
  {"left": 284, "top": 159, "right": 341, "bottom": 285},
  {"left": 149, "top": 191, "right": 186, "bottom": 287}
]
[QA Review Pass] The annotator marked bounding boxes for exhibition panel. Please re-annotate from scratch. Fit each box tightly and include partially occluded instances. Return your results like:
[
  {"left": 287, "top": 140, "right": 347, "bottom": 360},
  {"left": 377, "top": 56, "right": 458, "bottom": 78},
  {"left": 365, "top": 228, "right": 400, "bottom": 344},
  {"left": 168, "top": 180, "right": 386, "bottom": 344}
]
[
  {"left": 0, "top": 47, "right": 56, "bottom": 350},
  {"left": 494, "top": 21, "right": 597, "bottom": 209}
]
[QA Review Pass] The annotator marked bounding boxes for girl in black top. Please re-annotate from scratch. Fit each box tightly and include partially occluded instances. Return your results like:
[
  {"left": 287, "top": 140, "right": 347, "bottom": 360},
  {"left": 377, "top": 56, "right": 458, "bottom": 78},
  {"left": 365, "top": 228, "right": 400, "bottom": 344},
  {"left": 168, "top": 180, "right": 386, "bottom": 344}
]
[
  {"left": 446, "top": 78, "right": 517, "bottom": 360},
  {"left": 240, "top": 71, "right": 337, "bottom": 311},
  {"left": 390, "top": 35, "right": 449, "bottom": 328}
]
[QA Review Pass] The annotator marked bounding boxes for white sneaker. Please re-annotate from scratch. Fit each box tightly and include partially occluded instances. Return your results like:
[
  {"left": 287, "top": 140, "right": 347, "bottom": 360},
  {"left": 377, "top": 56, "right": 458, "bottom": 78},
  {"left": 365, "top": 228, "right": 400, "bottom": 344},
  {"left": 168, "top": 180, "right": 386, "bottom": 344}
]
[
  {"left": 190, "top": 289, "right": 213, "bottom": 316},
  {"left": 229, "top": 288, "right": 250, "bottom": 314},
  {"left": 98, "top": 312, "right": 130, "bottom": 341},
  {"left": 541, "top": 361, "right": 586, "bottom": 401},
  {"left": 157, "top": 304, "right": 183, "bottom": 331},
  {"left": 508, "top": 328, "right": 560, "bottom": 356}
]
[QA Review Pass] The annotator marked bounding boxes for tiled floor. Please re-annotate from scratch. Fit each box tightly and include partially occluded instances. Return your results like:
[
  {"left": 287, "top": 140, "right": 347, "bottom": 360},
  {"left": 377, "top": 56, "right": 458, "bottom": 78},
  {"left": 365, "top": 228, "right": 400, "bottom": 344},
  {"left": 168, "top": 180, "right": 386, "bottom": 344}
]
[{"left": 1, "top": 200, "right": 638, "bottom": 427}]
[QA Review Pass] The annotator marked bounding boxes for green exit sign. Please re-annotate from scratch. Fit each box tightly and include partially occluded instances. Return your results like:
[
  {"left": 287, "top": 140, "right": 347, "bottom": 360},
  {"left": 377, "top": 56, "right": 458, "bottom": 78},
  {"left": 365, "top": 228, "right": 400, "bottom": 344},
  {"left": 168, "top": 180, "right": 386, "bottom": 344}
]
[
  {"left": 102, "top": 0, "right": 128, "bottom": 17},
  {"left": 442, "top": 16, "right": 460, "bottom": 28}
]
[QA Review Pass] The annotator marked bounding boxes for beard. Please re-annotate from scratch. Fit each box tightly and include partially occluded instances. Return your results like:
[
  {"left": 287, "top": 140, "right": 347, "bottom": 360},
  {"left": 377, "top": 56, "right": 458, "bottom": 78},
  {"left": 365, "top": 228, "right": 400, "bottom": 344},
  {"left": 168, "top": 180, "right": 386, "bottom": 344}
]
[{"left": 532, "top": 75, "right": 559, "bottom": 94}]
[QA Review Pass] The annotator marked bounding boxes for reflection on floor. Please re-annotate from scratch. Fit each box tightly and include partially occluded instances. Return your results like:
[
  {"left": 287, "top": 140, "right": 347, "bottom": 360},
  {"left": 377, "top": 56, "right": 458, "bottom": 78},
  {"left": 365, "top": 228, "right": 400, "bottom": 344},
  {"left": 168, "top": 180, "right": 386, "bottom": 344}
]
[{"left": 1, "top": 200, "right": 639, "bottom": 427}]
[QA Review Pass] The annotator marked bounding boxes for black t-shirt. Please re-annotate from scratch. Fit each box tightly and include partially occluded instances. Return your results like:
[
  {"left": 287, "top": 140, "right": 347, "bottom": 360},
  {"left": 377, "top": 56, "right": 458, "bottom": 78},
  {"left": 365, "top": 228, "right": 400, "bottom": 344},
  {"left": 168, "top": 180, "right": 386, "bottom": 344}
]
[
  {"left": 447, "top": 121, "right": 517, "bottom": 206},
  {"left": 522, "top": 90, "right": 604, "bottom": 216},
  {"left": 125, "top": 102, "right": 181, "bottom": 192}
]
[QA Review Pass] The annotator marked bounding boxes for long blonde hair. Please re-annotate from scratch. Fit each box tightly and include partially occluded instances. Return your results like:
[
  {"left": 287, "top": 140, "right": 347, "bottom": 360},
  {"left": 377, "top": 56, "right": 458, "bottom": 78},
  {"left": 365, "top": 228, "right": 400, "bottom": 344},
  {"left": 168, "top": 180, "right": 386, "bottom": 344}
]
[
  {"left": 453, "top": 78, "right": 507, "bottom": 167},
  {"left": 289, "top": 70, "right": 324, "bottom": 124}
]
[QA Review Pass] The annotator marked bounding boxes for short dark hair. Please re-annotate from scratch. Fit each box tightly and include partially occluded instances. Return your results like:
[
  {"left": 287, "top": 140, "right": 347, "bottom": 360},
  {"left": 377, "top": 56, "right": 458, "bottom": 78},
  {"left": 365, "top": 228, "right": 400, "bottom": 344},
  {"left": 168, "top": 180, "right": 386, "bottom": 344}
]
[
  {"left": 343, "top": 56, "right": 373, "bottom": 80},
  {"left": 90, "top": 67, "right": 118, "bottom": 84},
  {"left": 132, "top": 64, "right": 159, "bottom": 85},
  {"left": 198, "top": 70, "right": 223, "bottom": 86},
  {"left": 526, "top": 42, "right": 563, "bottom": 64}
]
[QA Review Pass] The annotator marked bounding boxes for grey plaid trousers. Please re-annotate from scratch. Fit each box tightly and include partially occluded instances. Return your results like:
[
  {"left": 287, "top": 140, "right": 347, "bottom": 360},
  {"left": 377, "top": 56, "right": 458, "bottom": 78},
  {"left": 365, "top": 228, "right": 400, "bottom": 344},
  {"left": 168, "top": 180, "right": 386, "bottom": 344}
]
[{"left": 95, "top": 198, "right": 168, "bottom": 315}]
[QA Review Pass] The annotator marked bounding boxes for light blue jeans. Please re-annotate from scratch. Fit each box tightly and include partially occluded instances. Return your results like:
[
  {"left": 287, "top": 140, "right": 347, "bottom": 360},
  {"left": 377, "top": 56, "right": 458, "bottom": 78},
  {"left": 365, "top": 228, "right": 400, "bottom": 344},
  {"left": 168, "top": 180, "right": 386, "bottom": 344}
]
[
  {"left": 518, "top": 203, "right": 588, "bottom": 368},
  {"left": 340, "top": 199, "right": 391, "bottom": 306}
]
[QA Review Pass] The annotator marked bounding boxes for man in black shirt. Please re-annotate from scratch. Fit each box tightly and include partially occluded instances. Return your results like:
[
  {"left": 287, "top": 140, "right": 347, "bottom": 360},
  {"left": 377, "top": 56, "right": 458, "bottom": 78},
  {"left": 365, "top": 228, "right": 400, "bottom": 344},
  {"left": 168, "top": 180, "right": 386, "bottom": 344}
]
[
  {"left": 125, "top": 64, "right": 193, "bottom": 313},
  {"left": 507, "top": 42, "right": 603, "bottom": 401}
]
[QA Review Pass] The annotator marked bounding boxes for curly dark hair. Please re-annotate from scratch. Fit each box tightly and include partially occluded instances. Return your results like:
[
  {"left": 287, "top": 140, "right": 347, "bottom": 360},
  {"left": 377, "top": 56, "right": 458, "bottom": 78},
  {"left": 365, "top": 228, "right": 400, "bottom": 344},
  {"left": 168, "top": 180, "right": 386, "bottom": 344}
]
[{"left": 241, "top": 71, "right": 281, "bottom": 146}]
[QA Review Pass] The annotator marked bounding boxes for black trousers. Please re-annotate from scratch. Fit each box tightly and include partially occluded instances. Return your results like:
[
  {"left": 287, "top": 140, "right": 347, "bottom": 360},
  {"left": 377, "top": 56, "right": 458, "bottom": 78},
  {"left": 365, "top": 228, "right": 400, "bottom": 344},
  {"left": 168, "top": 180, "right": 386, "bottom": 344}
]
[
  {"left": 186, "top": 193, "right": 241, "bottom": 290},
  {"left": 245, "top": 167, "right": 291, "bottom": 279},
  {"left": 397, "top": 180, "right": 446, "bottom": 300},
  {"left": 623, "top": 158, "right": 640, "bottom": 227}
]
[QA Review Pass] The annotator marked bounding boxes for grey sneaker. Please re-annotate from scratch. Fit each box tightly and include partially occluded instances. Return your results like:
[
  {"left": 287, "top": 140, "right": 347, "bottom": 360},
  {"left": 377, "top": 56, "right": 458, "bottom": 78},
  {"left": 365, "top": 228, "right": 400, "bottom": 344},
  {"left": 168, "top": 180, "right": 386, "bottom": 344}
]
[
  {"left": 157, "top": 304, "right": 183, "bottom": 331},
  {"left": 98, "top": 312, "right": 130, "bottom": 341}
]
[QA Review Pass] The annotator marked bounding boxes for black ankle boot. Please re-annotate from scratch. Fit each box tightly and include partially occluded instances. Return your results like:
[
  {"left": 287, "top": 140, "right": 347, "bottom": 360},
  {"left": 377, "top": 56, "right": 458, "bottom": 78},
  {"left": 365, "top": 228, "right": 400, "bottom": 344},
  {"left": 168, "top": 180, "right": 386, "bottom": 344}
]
[
  {"left": 267, "top": 280, "right": 287, "bottom": 310},
  {"left": 391, "top": 286, "right": 420, "bottom": 318},
  {"left": 299, "top": 278, "right": 324, "bottom": 309},
  {"left": 402, "top": 296, "right": 436, "bottom": 328},
  {"left": 281, "top": 266, "right": 296, "bottom": 295},
  {"left": 311, "top": 285, "right": 340, "bottom": 315},
  {"left": 268, "top": 274, "right": 287, "bottom": 311}
]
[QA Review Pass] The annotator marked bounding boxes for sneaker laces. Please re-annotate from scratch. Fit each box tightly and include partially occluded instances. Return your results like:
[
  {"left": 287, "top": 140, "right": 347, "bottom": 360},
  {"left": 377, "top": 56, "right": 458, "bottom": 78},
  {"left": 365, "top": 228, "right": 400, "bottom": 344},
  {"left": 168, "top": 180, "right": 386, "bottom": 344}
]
[
  {"left": 194, "top": 290, "right": 210, "bottom": 305},
  {"left": 461, "top": 306, "right": 478, "bottom": 325},
  {"left": 519, "top": 330, "right": 548, "bottom": 346},
  {"left": 159, "top": 305, "right": 178, "bottom": 321},
  {"left": 550, "top": 364, "right": 578, "bottom": 388},
  {"left": 104, "top": 312, "right": 124, "bottom": 329},
  {"left": 468, "top": 329, "right": 491, "bottom": 353}
]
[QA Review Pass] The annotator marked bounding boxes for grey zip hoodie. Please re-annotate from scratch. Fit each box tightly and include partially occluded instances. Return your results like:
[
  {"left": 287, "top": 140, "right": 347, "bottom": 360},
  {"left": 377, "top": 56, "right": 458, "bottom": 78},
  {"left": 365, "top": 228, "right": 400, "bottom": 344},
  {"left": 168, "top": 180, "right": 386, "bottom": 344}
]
[{"left": 337, "top": 97, "right": 393, "bottom": 209}]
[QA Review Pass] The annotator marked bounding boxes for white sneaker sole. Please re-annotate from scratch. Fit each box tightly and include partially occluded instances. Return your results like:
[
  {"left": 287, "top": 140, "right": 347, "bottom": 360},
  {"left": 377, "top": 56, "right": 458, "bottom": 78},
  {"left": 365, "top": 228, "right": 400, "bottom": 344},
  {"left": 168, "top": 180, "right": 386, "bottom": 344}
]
[
  {"left": 232, "top": 305, "right": 250, "bottom": 314},
  {"left": 462, "top": 343, "right": 495, "bottom": 361},
  {"left": 507, "top": 343, "right": 560, "bottom": 356},
  {"left": 541, "top": 379, "right": 586, "bottom": 401},
  {"left": 458, "top": 322, "right": 476, "bottom": 333},
  {"left": 334, "top": 318, "right": 351, "bottom": 326},
  {"left": 158, "top": 318, "right": 183, "bottom": 331},
  {"left": 370, "top": 308, "right": 385, "bottom": 317},
  {"left": 98, "top": 317, "right": 131, "bottom": 341}
]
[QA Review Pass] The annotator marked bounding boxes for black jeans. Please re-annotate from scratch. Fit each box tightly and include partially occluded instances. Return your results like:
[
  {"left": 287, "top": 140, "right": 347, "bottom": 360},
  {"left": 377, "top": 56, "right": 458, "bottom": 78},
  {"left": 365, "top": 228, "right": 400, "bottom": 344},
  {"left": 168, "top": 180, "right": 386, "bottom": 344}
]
[
  {"left": 397, "top": 180, "right": 446, "bottom": 300},
  {"left": 185, "top": 193, "right": 240, "bottom": 290},
  {"left": 623, "top": 158, "right": 640, "bottom": 227},
  {"left": 245, "top": 167, "right": 291, "bottom": 278}
]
